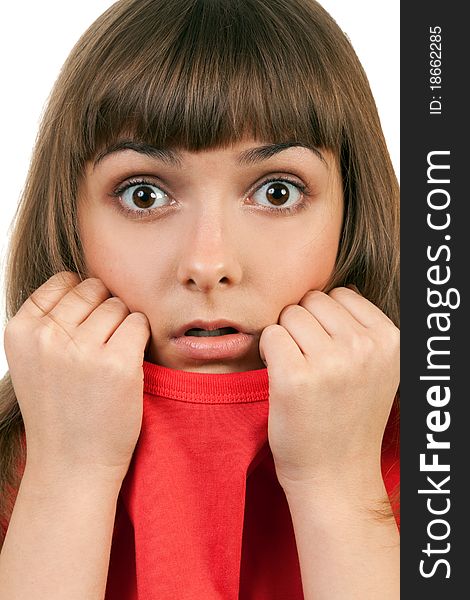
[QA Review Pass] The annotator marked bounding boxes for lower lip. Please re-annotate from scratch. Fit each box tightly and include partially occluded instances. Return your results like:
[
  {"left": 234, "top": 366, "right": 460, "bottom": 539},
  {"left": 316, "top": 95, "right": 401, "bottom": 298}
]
[{"left": 171, "top": 332, "right": 253, "bottom": 360}]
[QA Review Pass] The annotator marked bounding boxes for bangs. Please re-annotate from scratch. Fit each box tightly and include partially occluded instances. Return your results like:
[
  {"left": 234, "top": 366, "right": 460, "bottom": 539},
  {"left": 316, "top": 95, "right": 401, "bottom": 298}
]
[{"left": 66, "top": 0, "right": 347, "bottom": 160}]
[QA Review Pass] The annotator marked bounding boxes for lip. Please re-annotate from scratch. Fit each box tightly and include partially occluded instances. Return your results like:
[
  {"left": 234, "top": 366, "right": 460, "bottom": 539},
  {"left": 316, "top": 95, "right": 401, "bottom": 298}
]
[{"left": 171, "top": 320, "right": 253, "bottom": 361}]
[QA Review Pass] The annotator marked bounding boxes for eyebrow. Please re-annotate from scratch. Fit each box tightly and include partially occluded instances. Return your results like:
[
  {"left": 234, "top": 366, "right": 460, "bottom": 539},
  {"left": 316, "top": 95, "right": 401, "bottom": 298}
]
[{"left": 93, "top": 140, "right": 325, "bottom": 168}]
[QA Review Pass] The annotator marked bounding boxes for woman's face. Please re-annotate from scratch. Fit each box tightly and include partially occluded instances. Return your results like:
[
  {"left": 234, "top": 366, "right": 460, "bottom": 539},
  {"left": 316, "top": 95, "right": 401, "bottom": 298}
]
[{"left": 78, "top": 138, "right": 344, "bottom": 373}]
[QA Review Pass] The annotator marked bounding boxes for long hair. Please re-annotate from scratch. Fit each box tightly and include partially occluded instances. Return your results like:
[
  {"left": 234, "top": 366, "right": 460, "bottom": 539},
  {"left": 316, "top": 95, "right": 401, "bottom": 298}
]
[{"left": 0, "top": 0, "right": 399, "bottom": 542}]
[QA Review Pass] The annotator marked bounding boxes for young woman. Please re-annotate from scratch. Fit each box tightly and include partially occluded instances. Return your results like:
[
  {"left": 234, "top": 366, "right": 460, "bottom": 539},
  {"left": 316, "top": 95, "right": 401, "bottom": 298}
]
[{"left": 0, "top": 0, "right": 399, "bottom": 597}]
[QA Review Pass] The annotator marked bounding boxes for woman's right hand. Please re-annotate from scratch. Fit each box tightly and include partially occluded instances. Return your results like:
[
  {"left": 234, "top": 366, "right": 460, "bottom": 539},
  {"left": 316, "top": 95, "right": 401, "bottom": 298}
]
[{"left": 3, "top": 271, "right": 151, "bottom": 484}]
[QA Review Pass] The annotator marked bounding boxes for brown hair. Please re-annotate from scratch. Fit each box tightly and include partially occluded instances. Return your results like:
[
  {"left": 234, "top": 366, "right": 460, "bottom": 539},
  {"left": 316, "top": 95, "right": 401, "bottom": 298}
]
[{"left": 0, "top": 0, "right": 399, "bottom": 542}]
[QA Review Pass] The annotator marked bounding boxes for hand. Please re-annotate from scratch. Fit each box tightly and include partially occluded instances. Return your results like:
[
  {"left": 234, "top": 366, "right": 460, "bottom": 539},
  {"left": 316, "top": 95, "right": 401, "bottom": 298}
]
[
  {"left": 3, "top": 272, "right": 151, "bottom": 483},
  {"left": 259, "top": 287, "right": 399, "bottom": 496}
]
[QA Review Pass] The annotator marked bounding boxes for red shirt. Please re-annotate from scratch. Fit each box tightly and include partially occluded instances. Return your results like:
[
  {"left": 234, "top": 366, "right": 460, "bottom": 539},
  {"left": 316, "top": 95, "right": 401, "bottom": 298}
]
[{"left": 105, "top": 362, "right": 399, "bottom": 600}]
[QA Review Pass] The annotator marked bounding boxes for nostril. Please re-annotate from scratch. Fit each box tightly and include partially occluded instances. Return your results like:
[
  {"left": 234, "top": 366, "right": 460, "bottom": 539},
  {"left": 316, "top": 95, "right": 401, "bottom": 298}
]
[{"left": 186, "top": 276, "right": 230, "bottom": 292}]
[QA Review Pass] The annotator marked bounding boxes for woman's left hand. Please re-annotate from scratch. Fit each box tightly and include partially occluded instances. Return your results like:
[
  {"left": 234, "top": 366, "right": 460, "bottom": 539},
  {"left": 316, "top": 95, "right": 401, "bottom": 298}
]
[{"left": 259, "top": 286, "right": 399, "bottom": 495}]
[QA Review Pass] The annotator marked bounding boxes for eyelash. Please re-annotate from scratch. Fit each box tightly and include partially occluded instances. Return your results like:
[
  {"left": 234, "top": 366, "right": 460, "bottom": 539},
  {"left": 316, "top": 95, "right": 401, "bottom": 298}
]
[{"left": 110, "top": 175, "right": 310, "bottom": 219}]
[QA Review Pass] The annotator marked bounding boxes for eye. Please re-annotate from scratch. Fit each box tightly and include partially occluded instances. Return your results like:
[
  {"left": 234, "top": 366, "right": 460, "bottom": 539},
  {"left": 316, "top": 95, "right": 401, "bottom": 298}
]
[
  {"left": 251, "top": 179, "right": 304, "bottom": 210},
  {"left": 116, "top": 181, "right": 171, "bottom": 212}
]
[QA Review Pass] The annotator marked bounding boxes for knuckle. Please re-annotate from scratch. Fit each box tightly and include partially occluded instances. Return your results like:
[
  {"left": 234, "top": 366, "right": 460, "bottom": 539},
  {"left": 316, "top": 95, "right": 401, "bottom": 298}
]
[
  {"left": 4, "top": 315, "right": 32, "bottom": 342},
  {"left": 279, "top": 304, "right": 303, "bottom": 322},
  {"left": 299, "top": 289, "right": 324, "bottom": 307},
  {"left": 35, "top": 321, "right": 62, "bottom": 349},
  {"left": 28, "top": 273, "right": 80, "bottom": 307},
  {"left": 3, "top": 318, "right": 21, "bottom": 346},
  {"left": 83, "top": 277, "right": 109, "bottom": 294},
  {"left": 55, "top": 270, "right": 81, "bottom": 282},
  {"left": 260, "top": 323, "right": 283, "bottom": 344},
  {"left": 72, "top": 278, "right": 109, "bottom": 304},
  {"left": 351, "top": 331, "right": 375, "bottom": 358},
  {"left": 128, "top": 312, "right": 149, "bottom": 327},
  {"left": 263, "top": 323, "right": 282, "bottom": 336},
  {"left": 374, "top": 319, "right": 399, "bottom": 346},
  {"left": 29, "top": 287, "right": 48, "bottom": 309},
  {"left": 47, "top": 271, "right": 78, "bottom": 284},
  {"left": 328, "top": 286, "right": 349, "bottom": 300},
  {"left": 102, "top": 296, "right": 129, "bottom": 312},
  {"left": 4, "top": 315, "right": 18, "bottom": 332},
  {"left": 48, "top": 271, "right": 82, "bottom": 293},
  {"left": 83, "top": 276, "right": 107, "bottom": 289},
  {"left": 387, "top": 322, "right": 400, "bottom": 342}
]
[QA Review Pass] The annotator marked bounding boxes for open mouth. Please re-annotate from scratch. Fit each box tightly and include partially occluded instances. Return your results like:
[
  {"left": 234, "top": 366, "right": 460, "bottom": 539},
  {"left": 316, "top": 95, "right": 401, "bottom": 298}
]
[
  {"left": 173, "top": 324, "right": 252, "bottom": 360},
  {"left": 184, "top": 327, "right": 239, "bottom": 337}
]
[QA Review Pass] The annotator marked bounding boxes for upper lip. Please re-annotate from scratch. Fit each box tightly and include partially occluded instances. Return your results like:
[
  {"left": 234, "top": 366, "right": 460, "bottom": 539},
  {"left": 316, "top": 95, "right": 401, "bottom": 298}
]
[{"left": 174, "top": 320, "right": 247, "bottom": 337}]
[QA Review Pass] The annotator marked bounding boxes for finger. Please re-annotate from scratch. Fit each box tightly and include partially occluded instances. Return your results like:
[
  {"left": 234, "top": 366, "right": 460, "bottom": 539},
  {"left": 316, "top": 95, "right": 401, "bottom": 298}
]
[
  {"left": 75, "top": 297, "right": 131, "bottom": 344},
  {"left": 298, "top": 289, "right": 365, "bottom": 337},
  {"left": 16, "top": 271, "right": 81, "bottom": 319},
  {"left": 259, "top": 323, "right": 304, "bottom": 373},
  {"left": 328, "top": 287, "right": 395, "bottom": 329},
  {"left": 277, "top": 304, "right": 331, "bottom": 357},
  {"left": 45, "top": 278, "right": 112, "bottom": 330},
  {"left": 106, "top": 312, "right": 151, "bottom": 362}
]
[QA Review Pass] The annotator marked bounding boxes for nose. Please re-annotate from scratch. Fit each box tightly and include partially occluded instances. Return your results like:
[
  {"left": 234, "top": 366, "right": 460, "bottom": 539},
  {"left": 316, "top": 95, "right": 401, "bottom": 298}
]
[{"left": 176, "top": 208, "right": 243, "bottom": 292}]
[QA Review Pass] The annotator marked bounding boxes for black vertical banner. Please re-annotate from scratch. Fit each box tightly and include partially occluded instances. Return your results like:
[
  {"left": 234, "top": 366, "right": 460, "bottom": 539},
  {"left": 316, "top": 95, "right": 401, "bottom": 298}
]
[{"left": 401, "top": 2, "right": 467, "bottom": 597}]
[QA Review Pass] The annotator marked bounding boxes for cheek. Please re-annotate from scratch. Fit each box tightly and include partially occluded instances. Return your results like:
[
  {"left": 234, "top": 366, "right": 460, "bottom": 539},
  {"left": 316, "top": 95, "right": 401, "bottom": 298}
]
[
  {"left": 257, "top": 221, "right": 341, "bottom": 304},
  {"left": 79, "top": 218, "right": 164, "bottom": 309},
  {"left": 266, "top": 246, "right": 336, "bottom": 304}
]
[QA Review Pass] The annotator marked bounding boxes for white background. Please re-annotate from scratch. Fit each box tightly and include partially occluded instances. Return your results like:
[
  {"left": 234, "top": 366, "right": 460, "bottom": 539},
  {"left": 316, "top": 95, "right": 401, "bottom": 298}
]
[{"left": 0, "top": 1, "right": 399, "bottom": 376}]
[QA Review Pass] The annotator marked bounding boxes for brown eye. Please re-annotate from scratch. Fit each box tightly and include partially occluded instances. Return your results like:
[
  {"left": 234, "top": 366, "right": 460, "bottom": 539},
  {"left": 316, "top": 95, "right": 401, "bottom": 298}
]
[
  {"left": 266, "top": 182, "right": 290, "bottom": 206},
  {"left": 118, "top": 182, "right": 169, "bottom": 212},
  {"left": 132, "top": 185, "right": 162, "bottom": 208},
  {"left": 252, "top": 180, "right": 303, "bottom": 210}
]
